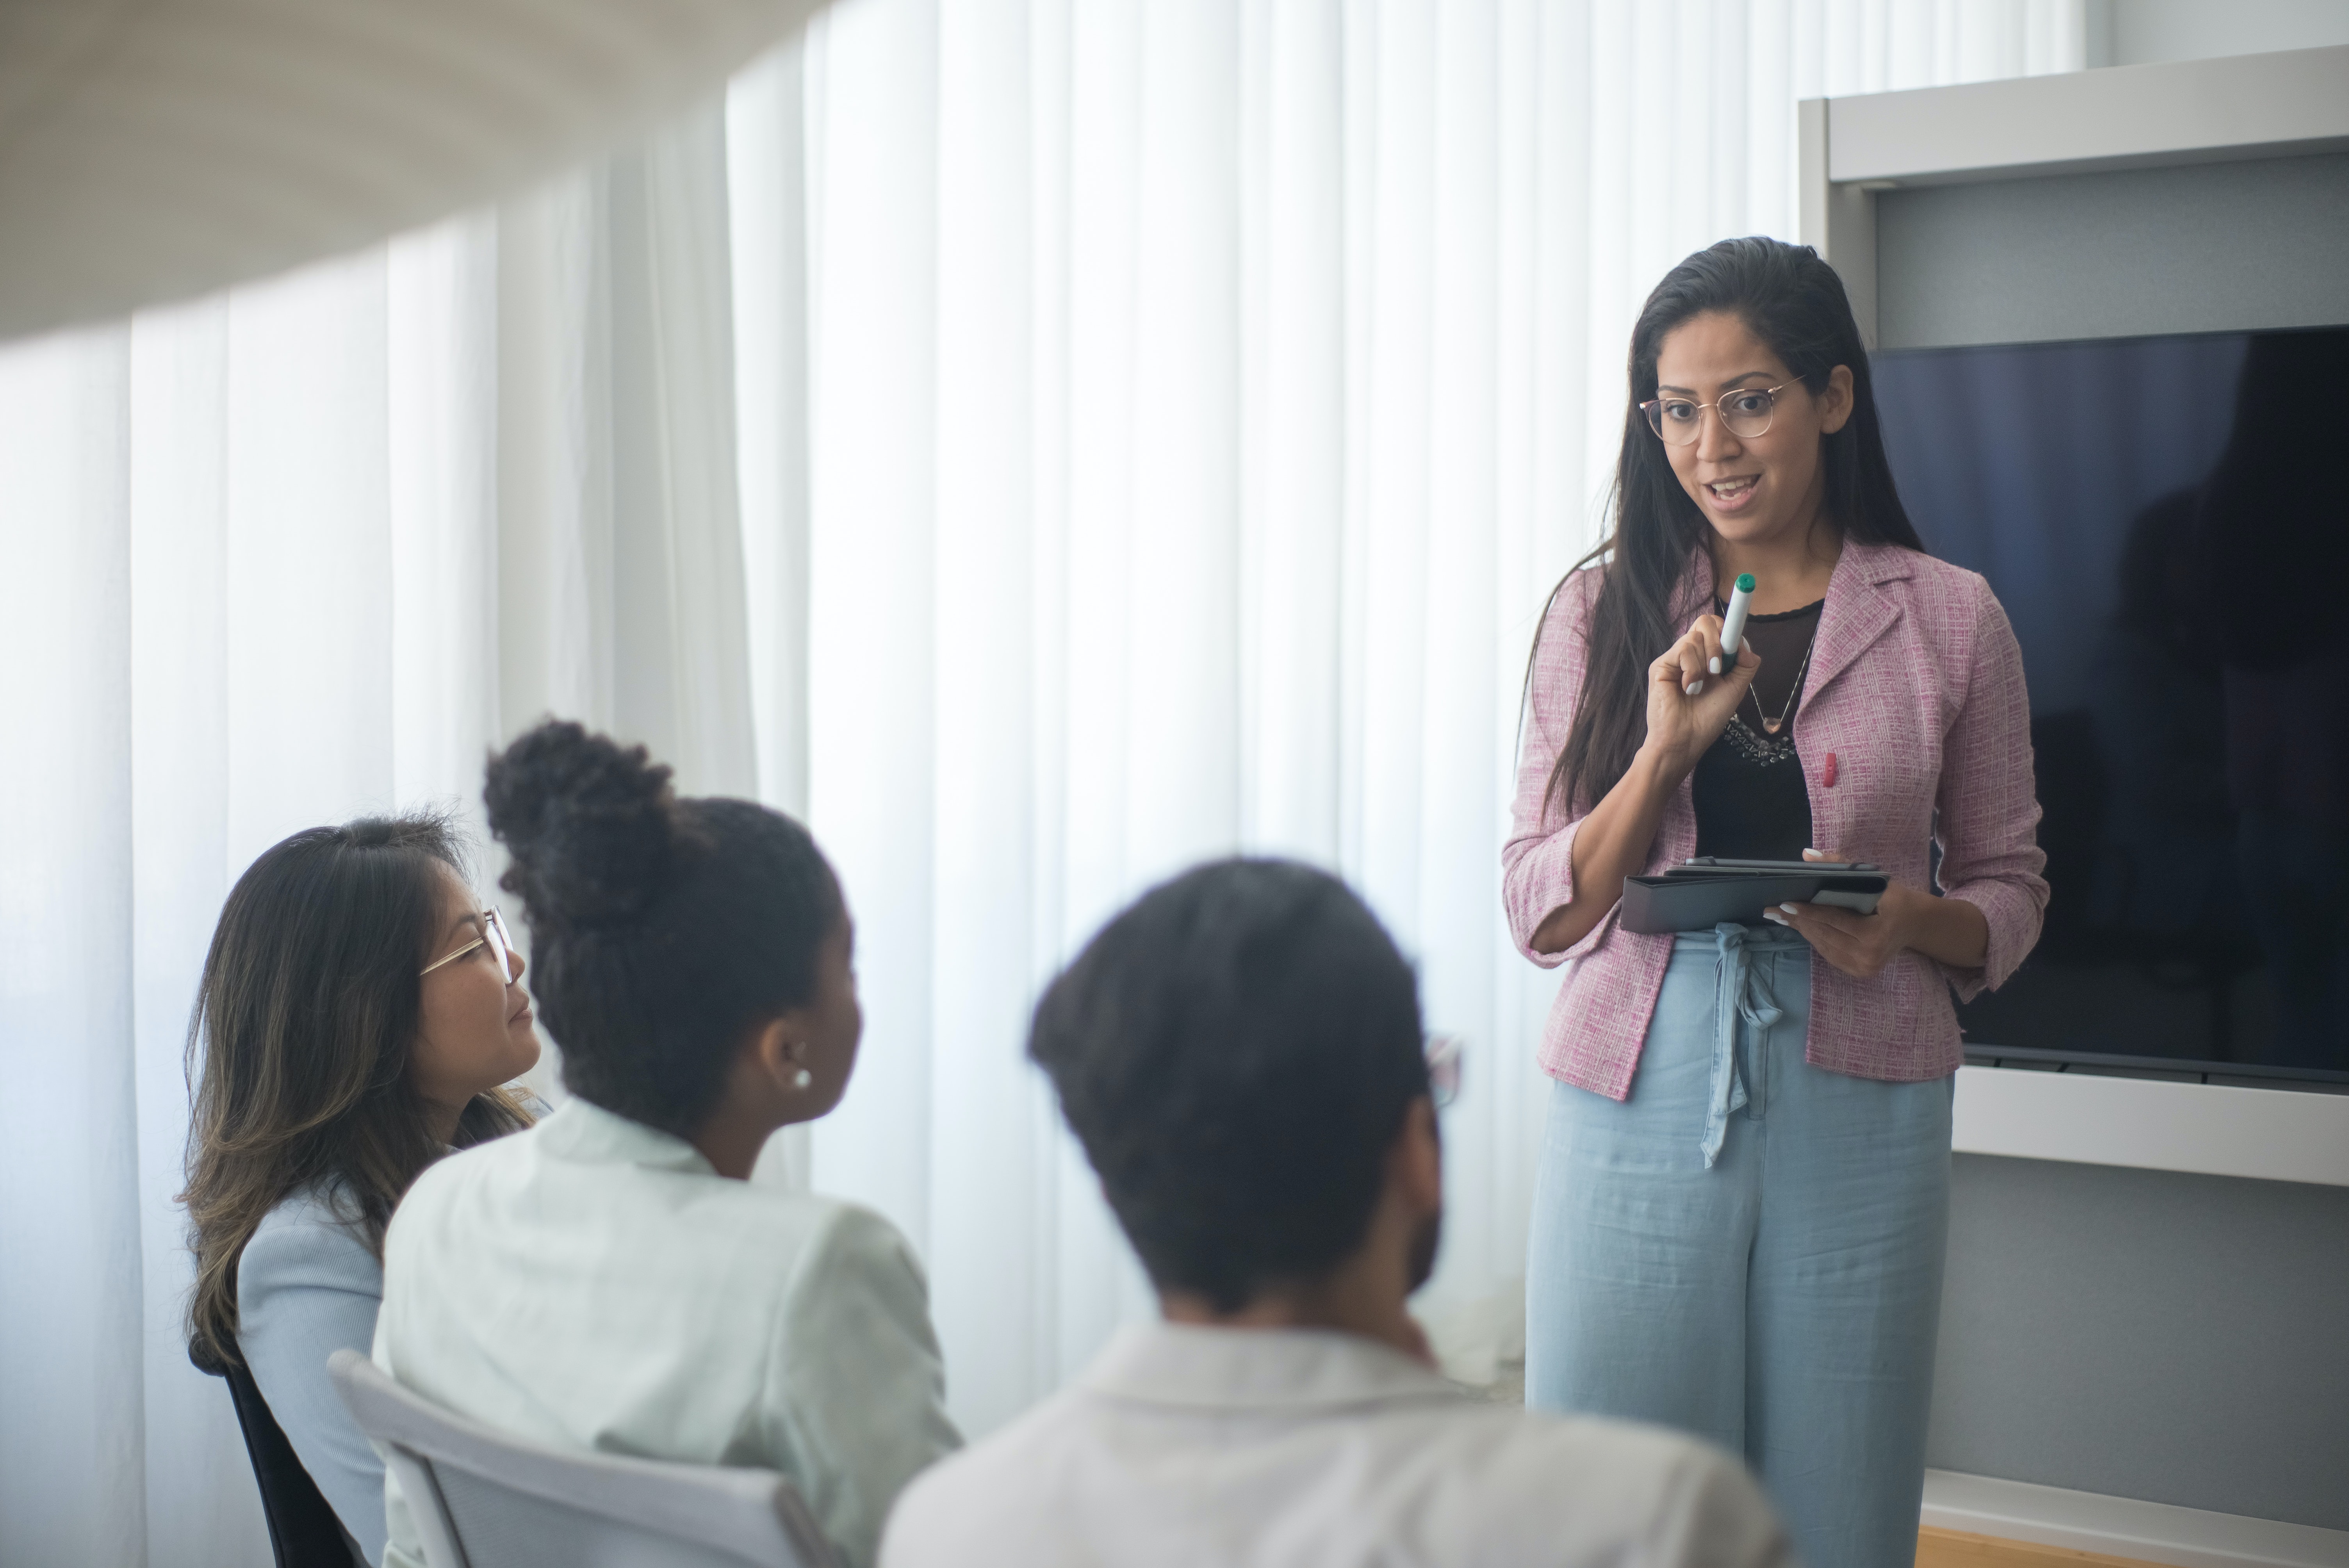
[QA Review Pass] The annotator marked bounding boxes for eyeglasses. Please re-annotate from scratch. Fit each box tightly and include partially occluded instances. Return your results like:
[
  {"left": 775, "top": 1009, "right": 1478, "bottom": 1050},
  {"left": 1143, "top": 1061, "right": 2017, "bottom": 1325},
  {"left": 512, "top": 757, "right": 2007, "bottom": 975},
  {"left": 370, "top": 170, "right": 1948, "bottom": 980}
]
[
  {"left": 1425, "top": 1033, "right": 1464, "bottom": 1111},
  {"left": 421, "top": 907, "right": 514, "bottom": 981},
  {"left": 1640, "top": 383, "right": 1790, "bottom": 446}
]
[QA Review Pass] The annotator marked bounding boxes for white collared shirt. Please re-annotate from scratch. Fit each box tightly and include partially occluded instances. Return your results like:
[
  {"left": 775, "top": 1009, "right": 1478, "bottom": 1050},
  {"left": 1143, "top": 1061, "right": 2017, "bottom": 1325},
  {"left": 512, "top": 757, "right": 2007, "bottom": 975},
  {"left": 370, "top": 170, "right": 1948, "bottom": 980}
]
[
  {"left": 373, "top": 1097, "right": 960, "bottom": 1568},
  {"left": 880, "top": 1321, "right": 1792, "bottom": 1568}
]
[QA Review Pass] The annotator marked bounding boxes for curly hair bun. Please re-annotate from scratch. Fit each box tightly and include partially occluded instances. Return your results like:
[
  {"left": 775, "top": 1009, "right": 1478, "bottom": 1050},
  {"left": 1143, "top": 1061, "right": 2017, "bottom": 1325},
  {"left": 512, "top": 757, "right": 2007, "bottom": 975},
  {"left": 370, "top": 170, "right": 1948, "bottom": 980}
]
[{"left": 484, "top": 720, "right": 677, "bottom": 932}]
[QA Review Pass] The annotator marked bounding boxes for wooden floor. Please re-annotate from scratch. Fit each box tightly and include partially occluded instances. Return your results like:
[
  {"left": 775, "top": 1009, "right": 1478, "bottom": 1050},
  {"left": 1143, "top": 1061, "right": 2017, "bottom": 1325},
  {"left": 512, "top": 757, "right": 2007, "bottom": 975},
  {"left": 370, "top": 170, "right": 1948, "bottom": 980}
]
[{"left": 1917, "top": 1526, "right": 2164, "bottom": 1567}]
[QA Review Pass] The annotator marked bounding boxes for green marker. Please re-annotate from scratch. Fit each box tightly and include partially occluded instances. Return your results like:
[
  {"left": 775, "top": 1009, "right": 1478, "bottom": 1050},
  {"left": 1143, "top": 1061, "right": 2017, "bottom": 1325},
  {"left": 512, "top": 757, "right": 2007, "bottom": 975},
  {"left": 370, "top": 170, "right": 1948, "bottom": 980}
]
[{"left": 1715, "top": 572, "right": 1756, "bottom": 675}]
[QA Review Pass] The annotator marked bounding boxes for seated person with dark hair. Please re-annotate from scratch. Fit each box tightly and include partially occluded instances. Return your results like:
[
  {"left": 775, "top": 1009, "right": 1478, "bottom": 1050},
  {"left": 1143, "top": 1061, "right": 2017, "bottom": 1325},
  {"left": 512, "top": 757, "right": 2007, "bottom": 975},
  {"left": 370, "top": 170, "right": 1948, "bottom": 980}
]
[
  {"left": 374, "top": 722, "right": 959, "bottom": 1568},
  {"left": 882, "top": 858, "right": 1793, "bottom": 1568}
]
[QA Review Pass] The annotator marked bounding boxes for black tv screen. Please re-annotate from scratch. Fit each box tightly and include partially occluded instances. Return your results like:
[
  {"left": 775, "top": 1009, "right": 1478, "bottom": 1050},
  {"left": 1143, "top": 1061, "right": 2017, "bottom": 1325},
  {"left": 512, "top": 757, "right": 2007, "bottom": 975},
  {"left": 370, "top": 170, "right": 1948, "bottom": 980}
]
[{"left": 1874, "top": 326, "right": 2349, "bottom": 1084}]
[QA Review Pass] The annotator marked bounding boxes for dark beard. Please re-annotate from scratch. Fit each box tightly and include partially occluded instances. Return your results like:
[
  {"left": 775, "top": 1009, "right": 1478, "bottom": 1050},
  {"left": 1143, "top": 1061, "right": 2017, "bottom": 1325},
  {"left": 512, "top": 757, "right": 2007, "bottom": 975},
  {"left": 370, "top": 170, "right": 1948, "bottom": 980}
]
[{"left": 1406, "top": 1208, "right": 1443, "bottom": 1294}]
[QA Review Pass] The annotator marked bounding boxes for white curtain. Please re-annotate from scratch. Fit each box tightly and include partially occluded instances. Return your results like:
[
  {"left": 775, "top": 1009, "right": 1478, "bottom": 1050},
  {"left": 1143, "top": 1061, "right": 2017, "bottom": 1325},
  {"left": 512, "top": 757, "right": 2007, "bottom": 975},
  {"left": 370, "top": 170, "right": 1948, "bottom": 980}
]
[
  {"left": 0, "top": 4, "right": 2078, "bottom": 1561},
  {"left": 0, "top": 128, "right": 756, "bottom": 1566},
  {"left": 766, "top": 0, "right": 2088, "bottom": 1431}
]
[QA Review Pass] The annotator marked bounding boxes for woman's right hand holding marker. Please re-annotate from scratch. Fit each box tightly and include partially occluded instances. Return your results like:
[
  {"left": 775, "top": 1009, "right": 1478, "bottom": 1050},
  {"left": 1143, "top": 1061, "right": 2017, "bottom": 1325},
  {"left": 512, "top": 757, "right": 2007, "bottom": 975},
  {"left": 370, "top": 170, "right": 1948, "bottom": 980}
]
[
  {"left": 1533, "top": 609, "right": 1762, "bottom": 958},
  {"left": 1641, "top": 611, "right": 1761, "bottom": 782}
]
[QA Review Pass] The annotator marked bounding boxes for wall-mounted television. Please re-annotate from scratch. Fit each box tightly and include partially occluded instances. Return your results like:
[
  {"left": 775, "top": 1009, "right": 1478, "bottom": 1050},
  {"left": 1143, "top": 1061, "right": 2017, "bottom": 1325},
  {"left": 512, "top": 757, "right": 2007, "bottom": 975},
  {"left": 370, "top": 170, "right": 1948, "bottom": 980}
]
[{"left": 1874, "top": 326, "right": 2349, "bottom": 1086}]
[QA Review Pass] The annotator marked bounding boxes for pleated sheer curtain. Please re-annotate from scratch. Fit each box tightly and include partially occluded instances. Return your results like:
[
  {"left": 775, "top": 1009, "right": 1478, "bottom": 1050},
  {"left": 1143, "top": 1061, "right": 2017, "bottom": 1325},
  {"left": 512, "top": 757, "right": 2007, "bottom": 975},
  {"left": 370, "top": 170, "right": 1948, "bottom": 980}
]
[{"left": 0, "top": 3, "right": 2082, "bottom": 1561}]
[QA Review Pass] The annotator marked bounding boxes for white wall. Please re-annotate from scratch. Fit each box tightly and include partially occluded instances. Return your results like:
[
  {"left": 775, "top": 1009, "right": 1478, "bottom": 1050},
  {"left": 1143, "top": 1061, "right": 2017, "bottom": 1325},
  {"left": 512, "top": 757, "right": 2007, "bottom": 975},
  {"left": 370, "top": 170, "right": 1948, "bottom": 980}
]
[
  {"left": 2089, "top": 0, "right": 2349, "bottom": 67},
  {"left": 1850, "top": 19, "right": 2349, "bottom": 1532}
]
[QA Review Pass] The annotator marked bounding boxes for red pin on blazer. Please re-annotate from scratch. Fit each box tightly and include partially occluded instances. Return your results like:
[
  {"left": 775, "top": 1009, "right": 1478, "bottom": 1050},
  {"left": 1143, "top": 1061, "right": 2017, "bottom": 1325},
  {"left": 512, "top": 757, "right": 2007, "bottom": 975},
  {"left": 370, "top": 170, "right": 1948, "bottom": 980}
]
[{"left": 1823, "top": 752, "right": 1839, "bottom": 788}]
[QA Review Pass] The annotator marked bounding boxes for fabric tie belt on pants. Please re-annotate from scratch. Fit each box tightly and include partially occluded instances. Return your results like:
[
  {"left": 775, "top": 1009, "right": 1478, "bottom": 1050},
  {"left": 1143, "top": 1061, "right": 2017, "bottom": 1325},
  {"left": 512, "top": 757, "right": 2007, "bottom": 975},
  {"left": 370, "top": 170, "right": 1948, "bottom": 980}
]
[{"left": 1695, "top": 921, "right": 1803, "bottom": 1169}]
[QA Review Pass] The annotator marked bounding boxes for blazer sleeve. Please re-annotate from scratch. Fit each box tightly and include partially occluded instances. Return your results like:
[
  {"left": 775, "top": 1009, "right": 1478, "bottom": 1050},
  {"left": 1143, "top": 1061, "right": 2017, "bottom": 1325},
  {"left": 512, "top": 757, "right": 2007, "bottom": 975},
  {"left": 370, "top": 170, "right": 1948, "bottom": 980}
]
[
  {"left": 239, "top": 1199, "right": 389, "bottom": 1566},
  {"left": 1502, "top": 570, "right": 1612, "bottom": 966},
  {"left": 1934, "top": 576, "right": 2050, "bottom": 999},
  {"left": 763, "top": 1205, "right": 964, "bottom": 1568}
]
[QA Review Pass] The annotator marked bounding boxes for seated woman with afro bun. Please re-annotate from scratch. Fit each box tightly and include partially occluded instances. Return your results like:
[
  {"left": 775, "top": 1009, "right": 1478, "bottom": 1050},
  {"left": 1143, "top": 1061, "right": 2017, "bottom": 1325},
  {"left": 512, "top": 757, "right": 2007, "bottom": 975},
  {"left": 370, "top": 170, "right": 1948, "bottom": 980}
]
[{"left": 372, "top": 720, "right": 961, "bottom": 1568}]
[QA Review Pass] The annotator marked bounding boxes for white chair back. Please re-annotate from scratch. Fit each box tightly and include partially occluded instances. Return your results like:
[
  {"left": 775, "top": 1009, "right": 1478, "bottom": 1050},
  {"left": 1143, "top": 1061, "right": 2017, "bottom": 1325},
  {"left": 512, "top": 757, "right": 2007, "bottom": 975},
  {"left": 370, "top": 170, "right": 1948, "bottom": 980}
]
[{"left": 328, "top": 1349, "right": 836, "bottom": 1568}]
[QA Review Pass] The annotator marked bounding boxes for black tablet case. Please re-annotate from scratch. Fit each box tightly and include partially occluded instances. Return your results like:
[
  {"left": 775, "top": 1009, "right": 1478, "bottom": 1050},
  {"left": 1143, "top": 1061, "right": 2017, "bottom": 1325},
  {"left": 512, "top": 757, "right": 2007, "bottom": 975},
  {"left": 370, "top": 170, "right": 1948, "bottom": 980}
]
[{"left": 1619, "top": 862, "right": 1889, "bottom": 934}]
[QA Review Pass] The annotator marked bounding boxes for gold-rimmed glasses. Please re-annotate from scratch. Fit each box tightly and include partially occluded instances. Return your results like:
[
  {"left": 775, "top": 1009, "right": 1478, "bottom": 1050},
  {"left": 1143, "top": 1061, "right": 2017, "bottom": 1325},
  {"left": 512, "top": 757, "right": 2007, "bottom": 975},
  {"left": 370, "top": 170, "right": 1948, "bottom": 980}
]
[
  {"left": 1640, "top": 382, "right": 1791, "bottom": 446},
  {"left": 421, "top": 907, "right": 514, "bottom": 981}
]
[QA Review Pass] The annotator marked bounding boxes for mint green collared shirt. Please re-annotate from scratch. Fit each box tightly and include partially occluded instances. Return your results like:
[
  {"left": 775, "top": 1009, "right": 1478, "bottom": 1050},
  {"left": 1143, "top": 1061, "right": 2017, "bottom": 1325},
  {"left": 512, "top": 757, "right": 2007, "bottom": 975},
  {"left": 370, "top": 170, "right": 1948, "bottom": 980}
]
[{"left": 374, "top": 1097, "right": 960, "bottom": 1568}]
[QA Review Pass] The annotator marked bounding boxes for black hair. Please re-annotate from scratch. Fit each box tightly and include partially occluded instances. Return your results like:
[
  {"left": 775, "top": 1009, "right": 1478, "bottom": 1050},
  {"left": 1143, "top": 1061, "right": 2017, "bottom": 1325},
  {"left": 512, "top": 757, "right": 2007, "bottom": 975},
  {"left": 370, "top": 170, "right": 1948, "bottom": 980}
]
[
  {"left": 483, "top": 720, "right": 840, "bottom": 1136},
  {"left": 1028, "top": 858, "right": 1428, "bottom": 1313},
  {"left": 1541, "top": 235, "right": 1924, "bottom": 817}
]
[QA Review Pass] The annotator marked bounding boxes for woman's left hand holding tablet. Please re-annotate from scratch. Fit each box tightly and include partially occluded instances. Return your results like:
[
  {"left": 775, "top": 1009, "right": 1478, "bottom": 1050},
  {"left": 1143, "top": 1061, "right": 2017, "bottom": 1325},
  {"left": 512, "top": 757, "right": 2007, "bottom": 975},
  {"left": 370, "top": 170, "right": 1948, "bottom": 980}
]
[
  {"left": 1765, "top": 846, "right": 1915, "bottom": 980},
  {"left": 1768, "top": 846, "right": 1989, "bottom": 978}
]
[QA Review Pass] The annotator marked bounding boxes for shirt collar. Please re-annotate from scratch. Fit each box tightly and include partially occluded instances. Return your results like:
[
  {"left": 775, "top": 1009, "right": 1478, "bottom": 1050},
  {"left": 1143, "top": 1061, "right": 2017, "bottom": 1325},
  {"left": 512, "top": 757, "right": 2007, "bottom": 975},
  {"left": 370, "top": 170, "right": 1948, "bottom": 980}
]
[
  {"left": 529, "top": 1095, "right": 717, "bottom": 1176},
  {"left": 1079, "top": 1321, "right": 1467, "bottom": 1415}
]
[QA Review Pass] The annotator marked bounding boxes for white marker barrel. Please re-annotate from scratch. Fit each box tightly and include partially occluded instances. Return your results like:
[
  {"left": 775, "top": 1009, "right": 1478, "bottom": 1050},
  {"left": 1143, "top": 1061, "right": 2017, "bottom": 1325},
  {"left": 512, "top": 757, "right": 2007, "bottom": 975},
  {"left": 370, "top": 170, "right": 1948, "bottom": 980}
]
[{"left": 1720, "top": 572, "right": 1756, "bottom": 661}]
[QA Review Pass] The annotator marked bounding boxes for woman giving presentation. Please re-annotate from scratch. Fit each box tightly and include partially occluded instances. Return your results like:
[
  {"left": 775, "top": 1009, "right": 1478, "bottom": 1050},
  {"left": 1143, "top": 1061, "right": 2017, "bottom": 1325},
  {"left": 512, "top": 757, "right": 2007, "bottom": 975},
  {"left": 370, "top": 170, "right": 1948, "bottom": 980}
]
[{"left": 1505, "top": 236, "right": 2048, "bottom": 1568}]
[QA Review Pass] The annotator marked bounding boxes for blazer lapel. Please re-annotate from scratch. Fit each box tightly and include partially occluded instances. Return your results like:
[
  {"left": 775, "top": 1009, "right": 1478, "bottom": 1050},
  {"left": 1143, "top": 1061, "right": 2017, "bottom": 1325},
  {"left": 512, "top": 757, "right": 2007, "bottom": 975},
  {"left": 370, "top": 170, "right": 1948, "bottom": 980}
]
[{"left": 1803, "top": 541, "right": 1907, "bottom": 706}]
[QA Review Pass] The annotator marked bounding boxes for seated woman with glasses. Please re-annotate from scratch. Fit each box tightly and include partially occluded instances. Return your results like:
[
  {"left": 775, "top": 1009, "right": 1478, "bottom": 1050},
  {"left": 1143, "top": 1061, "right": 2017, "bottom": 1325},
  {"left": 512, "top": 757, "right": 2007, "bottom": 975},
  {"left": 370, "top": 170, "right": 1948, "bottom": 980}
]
[
  {"left": 184, "top": 817, "right": 542, "bottom": 1566},
  {"left": 371, "top": 720, "right": 960, "bottom": 1568}
]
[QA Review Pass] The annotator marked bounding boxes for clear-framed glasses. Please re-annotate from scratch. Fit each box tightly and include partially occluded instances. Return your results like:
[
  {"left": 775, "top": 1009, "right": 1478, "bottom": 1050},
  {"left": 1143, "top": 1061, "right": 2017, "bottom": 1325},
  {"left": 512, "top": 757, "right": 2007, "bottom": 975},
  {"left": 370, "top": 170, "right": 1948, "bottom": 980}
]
[
  {"left": 1425, "top": 1033, "right": 1464, "bottom": 1110},
  {"left": 1640, "top": 383, "right": 1791, "bottom": 446},
  {"left": 421, "top": 906, "right": 514, "bottom": 981}
]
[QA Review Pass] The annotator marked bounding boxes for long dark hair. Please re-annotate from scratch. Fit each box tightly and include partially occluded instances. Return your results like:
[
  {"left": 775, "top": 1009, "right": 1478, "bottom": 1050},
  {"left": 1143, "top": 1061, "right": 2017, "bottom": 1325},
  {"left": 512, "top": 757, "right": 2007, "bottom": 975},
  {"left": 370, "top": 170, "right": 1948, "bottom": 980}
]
[
  {"left": 1541, "top": 236, "right": 1923, "bottom": 818},
  {"left": 483, "top": 720, "right": 841, "bottom": 1138},
  {"left": 184, "top": 815, "right": 534, "bottom": 1372}
]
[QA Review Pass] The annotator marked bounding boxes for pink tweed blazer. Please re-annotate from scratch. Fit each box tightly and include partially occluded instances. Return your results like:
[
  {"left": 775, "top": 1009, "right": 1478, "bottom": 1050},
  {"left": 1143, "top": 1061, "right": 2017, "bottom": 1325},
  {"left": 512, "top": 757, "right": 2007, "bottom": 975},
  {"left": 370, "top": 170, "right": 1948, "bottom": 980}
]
[{"left": 1504, "top": 540, "right": 2049, "bottom": 1098}]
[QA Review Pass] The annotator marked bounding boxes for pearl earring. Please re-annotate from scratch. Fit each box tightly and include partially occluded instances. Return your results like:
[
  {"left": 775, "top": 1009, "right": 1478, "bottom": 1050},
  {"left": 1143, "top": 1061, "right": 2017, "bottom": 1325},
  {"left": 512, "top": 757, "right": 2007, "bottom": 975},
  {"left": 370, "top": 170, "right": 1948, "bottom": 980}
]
[{"left": 791, "top": 1067, "right": 813, "bottom": 1091}]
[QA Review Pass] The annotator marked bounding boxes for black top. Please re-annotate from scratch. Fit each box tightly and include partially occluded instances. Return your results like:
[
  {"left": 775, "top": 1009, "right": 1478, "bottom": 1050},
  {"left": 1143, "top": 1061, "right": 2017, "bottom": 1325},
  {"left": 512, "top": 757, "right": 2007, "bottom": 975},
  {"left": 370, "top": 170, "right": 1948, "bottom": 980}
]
[{"left": 1691, "top": 598, "right": 1823, "bottom": 863}]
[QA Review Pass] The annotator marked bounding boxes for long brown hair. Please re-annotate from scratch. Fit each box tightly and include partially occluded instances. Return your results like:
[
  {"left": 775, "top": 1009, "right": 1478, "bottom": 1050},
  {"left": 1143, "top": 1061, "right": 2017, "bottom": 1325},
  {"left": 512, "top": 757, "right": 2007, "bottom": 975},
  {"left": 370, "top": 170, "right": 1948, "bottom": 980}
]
[
  {"left": 1540, "top": 237, "right": 1923, "bottom": 818},
  {"left": 182, "top": 814, "right": 532, "bottom": 1372}
]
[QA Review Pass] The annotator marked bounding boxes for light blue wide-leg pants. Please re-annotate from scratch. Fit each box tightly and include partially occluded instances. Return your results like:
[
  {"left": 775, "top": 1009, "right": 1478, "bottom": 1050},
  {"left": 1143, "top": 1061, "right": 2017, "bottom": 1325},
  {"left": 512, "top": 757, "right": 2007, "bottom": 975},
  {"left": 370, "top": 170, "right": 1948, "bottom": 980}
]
[{"left": 1524, "top": 924, "right": 1952, "bottom": 1568}]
